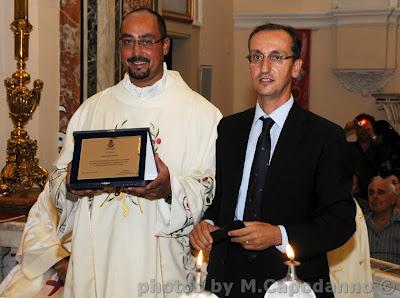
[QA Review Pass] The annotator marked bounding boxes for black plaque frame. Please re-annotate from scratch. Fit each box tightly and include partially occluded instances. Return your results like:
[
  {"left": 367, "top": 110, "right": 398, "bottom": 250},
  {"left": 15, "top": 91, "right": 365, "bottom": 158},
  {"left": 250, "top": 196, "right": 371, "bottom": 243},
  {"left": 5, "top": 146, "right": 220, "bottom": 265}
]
[{"left": 67, "top": 128, "right": 154, "bottom": 190}]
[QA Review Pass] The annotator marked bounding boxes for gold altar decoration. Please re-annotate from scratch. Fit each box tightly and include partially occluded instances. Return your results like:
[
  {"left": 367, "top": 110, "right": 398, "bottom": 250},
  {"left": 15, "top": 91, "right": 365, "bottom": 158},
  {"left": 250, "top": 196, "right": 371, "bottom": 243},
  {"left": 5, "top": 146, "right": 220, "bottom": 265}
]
[{"left": 0, "top": 0, "right": 47, "bottom": 195}]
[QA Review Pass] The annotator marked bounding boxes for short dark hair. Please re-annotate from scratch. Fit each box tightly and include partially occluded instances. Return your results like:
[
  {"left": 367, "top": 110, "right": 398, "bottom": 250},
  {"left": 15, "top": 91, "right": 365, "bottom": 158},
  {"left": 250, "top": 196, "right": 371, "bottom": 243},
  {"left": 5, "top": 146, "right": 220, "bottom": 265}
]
[
  {"left": 248, "top": 23, "right": 302, "bottom": 61},
  {"left": 121, "top": 8, "right": 167, "bottom": 39}
]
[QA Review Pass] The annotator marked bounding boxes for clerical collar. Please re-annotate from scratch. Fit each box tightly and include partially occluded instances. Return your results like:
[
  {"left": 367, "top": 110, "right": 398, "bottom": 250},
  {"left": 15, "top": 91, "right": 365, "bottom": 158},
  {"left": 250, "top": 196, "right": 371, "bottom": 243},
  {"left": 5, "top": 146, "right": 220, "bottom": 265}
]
[{"left": 123, "top": 62, "right": 168, "bottom": 99}]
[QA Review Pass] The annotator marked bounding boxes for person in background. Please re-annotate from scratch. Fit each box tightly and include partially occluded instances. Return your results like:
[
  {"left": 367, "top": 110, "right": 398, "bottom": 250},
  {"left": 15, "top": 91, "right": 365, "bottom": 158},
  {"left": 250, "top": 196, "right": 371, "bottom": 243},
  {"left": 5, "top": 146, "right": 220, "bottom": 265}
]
[
  {"left": 352, "top": 174, "right": 370, "bottom": 214},
  {"left": 366, "top": 176, "right": 400, "bottom": 264},
  {"left": 382, "top": 170, "right": 400, "bottom": 215},
  {"left": 375, "top": 120, "right": 400, "bottom": 171},
  {"left": 0, "top": 8, "right": 222, "bottom": 298},
  {"left": 345, "top": 114, "right": 391, "bottom": 200}
]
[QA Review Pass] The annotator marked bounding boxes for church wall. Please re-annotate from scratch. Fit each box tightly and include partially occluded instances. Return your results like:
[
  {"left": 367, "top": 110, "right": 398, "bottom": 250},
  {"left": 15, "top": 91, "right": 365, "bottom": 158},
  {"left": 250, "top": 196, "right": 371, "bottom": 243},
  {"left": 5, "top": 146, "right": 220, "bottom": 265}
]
[
  {"left": 232, "top": 0, "right": 395, "bottom": 127},
  {"left": 198, "top": 0, "right": 234, "bottom": 116}
]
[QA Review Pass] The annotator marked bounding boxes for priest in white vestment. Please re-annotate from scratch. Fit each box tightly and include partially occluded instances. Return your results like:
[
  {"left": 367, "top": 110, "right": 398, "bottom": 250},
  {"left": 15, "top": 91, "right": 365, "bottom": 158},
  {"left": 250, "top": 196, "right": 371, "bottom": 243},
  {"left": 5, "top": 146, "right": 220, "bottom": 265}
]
[{"left": 0, "top": 8, "right": 222, "bottom": 298}]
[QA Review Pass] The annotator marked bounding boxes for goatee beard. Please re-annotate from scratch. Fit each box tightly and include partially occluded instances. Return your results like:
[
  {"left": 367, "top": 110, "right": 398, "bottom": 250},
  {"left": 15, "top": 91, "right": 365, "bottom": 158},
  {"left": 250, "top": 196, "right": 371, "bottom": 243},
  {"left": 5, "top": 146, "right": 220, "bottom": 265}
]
[
  {"left": 128, "top": 67, "right": 151, "bottom": 80},
  {"left": 127, "top": 56, "right": 151, "bottom": 80}
]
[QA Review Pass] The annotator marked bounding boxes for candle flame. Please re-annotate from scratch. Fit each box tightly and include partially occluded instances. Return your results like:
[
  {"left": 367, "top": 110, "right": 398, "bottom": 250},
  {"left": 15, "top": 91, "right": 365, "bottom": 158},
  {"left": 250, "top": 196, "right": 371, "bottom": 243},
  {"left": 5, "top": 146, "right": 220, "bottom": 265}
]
[
  {"left": 196, "top": 250, "right": 203, "bottom": 268},
  {"left": 286, "top": 244, "right": 295, "bottom": 260}
]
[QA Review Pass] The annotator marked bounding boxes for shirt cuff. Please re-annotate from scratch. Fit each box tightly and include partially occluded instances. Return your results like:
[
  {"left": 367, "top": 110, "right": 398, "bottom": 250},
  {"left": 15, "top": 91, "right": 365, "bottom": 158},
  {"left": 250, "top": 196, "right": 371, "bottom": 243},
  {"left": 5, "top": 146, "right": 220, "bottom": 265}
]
[
  {"left": 275, "top": 225, "right": 288, "bottom": 253},
  {"left": 204, "top": 219, "right": 215, "bottom": 226}
]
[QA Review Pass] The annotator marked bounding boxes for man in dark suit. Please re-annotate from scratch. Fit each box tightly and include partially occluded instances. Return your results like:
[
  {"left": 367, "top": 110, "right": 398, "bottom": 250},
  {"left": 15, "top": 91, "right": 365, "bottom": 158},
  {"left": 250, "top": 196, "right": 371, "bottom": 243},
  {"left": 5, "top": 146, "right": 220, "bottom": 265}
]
[{"left": 189, "top": 23, "right": 356, "bottom": 298}]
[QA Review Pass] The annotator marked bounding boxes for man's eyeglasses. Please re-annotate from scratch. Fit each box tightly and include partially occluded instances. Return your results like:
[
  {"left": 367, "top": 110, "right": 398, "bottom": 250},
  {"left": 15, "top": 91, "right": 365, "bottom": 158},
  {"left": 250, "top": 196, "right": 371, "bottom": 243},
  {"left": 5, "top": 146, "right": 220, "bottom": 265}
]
[
  {"left": 246, "top": 51, "right": 294, "bottom": 64},
  {"left": 119, "top": 37, "right": 165, "bottom": 49}
]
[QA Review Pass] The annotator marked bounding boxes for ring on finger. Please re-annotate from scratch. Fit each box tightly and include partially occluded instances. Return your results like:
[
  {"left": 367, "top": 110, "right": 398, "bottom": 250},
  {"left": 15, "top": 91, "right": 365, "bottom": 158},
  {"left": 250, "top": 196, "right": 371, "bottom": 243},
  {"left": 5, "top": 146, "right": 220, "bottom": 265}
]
[{"left": 245, "top": 240, "right": 249, "bottom": 245}]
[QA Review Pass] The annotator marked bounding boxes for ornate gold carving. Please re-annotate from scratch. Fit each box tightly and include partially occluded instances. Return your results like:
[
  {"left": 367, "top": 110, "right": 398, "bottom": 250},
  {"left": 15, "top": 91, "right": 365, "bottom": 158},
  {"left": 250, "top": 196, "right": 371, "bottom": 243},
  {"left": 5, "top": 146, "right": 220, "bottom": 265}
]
[{"left": 0, "top": 0, "right": 47, "bottom": 194}]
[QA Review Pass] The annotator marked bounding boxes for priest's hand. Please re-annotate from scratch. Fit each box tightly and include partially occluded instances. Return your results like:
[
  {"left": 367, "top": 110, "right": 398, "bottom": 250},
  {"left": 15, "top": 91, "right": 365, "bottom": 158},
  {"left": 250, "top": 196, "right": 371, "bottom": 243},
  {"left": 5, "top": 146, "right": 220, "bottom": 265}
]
[
  {"left": 123, "top": 154, "right": 171, "bottom": 200},
  {"left": 229, "top": 221, "right": 282, "bottom": 251},
  {"left": 52, "top": 257, "right": 69, "bottom": 282},
  {"left": 190, "top": 220, "right": 220, "bottom": 251}
]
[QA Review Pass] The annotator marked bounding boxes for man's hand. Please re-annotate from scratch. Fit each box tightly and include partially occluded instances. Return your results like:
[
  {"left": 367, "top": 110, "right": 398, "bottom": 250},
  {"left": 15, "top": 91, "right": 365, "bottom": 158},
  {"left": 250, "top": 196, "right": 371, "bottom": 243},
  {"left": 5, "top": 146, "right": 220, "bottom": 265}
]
[
  {"left": 123, "top": 154, "right": 171, "bottom": 200},
  {"left": 229, "top": 221, "right": 282, "bottom": 251},
  {"left": 66, "top": 163, "right": 104, "bottom": 198},
  {"left": 190, "top": 220, "right": 220, "bottom": 251},
  {"left": 52, "top": 257, "right": 69, "bottom": 282}
]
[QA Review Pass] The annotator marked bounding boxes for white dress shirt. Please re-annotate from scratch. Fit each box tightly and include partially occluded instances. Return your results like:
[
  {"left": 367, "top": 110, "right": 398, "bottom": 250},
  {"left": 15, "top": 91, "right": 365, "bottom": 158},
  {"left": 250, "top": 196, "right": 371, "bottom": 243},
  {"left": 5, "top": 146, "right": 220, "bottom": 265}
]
[{"left": 234, "top": 96, "right": 294, "bottom": 252}]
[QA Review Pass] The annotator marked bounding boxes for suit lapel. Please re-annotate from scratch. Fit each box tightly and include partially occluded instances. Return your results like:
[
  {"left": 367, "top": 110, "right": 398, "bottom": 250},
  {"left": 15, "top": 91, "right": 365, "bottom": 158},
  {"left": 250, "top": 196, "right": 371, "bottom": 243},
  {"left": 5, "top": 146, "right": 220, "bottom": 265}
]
[
  {"left": 227, "top": 109, "right": 255, "bottom": 208},
  {"left": 264, "top": 102, "right": 308, "bottom": 192}
]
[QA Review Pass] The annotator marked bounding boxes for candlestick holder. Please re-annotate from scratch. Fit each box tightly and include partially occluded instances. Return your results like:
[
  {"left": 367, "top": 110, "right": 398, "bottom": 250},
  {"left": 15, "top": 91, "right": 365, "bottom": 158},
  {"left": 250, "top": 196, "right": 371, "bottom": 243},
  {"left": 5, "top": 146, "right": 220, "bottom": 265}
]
[
  {"left": 264, "top": 261, "right": 316, "bottom": 298},
  {"left": 179, "top": 250, "right": 219, "bottom": 298},
  {"left": 0, "top": 0, "right": 47, "bottom": 195},
  {"left": 179, "top": 272, "right": 217, "bottom": 298}
]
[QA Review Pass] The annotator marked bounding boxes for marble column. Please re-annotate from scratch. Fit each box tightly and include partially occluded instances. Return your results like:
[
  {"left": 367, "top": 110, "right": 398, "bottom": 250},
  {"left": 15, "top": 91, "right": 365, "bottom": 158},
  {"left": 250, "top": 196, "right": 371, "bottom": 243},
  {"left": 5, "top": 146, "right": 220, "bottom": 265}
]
[
  {"left": 59, "top": 0, "right": 82, "bottom": 148},
  {"left": 96, "top": 0, "right": 116, "bottom": 93}
]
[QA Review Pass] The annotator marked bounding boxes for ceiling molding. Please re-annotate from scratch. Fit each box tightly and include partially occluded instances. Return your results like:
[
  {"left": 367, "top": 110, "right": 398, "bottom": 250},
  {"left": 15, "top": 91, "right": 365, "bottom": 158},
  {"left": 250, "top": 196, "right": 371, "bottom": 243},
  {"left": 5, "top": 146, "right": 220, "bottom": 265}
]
[{"left": 233, "top": 9, "right": 400, "bottom": 29}]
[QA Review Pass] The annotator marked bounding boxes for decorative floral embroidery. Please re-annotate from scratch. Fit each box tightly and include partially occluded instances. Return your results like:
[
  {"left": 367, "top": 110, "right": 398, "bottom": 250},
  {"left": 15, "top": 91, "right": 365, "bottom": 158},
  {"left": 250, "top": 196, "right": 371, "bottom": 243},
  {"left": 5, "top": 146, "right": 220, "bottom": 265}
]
[
  {"left": 100, "top": 193, "right": 115, "bottom": 207},
  {"left": 150, "top": 122, "right": 161, "bottom": 152},
  {"left": 118, "top": 193, "right": 129, "bottom": 217},
  {"left": 168, "top": 176, "right": 215, "bottom": 239},
  {"left": 183, "top": 249, "right": 196, "bottom": 273},
  {"left": 49, "top": 168, "right": 67, "bottom": 215},
  {"left": 168, "top": 196, "right": 193, "bottom": 238},
  {"left": 114, "top": 120, "right": 128, "bottom": 130},
  {"left": 195, "top": 176, "right": 215, "bottom": 208},
  {"left": 99, "top": 193, "right": 144, "bottom": 216}
]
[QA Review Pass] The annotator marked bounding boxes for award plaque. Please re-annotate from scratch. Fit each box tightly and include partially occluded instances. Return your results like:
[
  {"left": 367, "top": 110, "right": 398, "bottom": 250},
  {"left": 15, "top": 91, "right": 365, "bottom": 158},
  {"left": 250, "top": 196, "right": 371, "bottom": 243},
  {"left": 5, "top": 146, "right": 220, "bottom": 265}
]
[{"left": 67, "top": 128, "right": 157, "bottom": 190}]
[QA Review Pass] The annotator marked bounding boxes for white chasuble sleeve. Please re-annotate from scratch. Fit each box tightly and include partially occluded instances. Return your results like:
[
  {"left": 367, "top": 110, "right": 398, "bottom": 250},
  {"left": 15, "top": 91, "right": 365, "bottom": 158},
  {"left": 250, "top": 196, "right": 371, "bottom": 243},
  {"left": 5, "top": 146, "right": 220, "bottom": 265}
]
[
  {"left": 17, "top": 170, "right": 75, "bottom": 279},
  {"left": 16, "top": 107, "right": 85, "bottom": 279},
  {"left": 156, "top": 109, "right": 221, "bottom": 237}
]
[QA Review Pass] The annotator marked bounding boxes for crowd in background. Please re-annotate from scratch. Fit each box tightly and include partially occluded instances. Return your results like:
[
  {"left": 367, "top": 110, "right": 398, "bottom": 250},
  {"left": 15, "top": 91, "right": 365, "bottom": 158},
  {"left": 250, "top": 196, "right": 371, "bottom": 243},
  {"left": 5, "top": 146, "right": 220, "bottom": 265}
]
[{"left": 345, "top": 114, "right": 400, "bottom": 264}]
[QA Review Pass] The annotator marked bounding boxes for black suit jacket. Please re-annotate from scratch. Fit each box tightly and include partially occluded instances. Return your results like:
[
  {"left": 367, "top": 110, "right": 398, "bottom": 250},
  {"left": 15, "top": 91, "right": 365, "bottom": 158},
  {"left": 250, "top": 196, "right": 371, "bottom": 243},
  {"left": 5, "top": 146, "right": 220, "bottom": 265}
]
[{"left": 204, "top": 102, "right": 356, "bottom": 297}]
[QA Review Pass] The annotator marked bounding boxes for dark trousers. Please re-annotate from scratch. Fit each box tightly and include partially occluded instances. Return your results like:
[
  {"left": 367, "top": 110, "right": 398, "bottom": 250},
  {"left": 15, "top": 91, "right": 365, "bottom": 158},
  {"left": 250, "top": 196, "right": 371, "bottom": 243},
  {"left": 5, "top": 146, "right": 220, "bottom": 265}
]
[{"left": 207, "top": 243, "right": 334, "bottom": 298}]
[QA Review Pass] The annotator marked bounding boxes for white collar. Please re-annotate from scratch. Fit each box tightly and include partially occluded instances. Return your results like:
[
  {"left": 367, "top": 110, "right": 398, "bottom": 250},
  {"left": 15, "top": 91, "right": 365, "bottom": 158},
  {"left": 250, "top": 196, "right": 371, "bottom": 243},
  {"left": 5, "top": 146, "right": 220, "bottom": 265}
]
[
  {"left": 123, "top": 62, "right": 168, "bottom": 99},
  {"left": 253, "top": 96, "right": 294, "bottom": 129}
]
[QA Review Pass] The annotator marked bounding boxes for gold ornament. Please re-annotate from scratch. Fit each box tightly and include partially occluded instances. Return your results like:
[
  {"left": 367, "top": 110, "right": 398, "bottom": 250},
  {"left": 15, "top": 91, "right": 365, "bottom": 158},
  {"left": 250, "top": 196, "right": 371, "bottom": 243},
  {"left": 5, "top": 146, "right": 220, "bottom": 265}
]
[{"left": 0, "top": 1, "right": 47, "bottom": 194}]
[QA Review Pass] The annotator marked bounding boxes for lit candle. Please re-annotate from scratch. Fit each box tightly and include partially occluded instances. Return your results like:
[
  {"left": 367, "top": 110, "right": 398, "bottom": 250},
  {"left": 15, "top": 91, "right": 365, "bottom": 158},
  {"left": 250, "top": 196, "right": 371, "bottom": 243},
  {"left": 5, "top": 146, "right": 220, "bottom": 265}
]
[
  {"left": 14, "top": 0, "right": 28, "bottom": 20},
  {"left": 286, "top": 244, "right": 295, "bottom": 262},
  {"left": 285, "top": 244, "right": 299, "bottom": 280},
  {"left": 265, "top": 244, "right": 316, "bottom": 297},
  {"left": 196, "top": 250, "right": 203, "bottom": 270},
  {"left": 194, "top": 250, "right": 203, "bottom": 292}
]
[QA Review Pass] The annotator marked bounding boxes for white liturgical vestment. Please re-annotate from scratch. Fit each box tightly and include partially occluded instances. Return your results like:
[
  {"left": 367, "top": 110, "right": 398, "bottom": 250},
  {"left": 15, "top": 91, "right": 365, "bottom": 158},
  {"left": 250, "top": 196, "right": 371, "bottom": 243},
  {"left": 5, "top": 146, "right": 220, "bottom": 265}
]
[
  {"left": 0, "top": 68, "right": 222, "bottom": 298},
  {"left": 327, "top": 200, "right": 373, "bottom": 298}
]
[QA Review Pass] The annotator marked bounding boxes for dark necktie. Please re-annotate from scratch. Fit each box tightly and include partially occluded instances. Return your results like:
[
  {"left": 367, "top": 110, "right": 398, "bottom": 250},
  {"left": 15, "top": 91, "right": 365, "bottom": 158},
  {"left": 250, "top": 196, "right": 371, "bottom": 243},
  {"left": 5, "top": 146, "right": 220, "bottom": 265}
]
[
  {"left": 242, "top": 117, "right": 274, "bottom": 261},
  {"left": 243, "top": 117, "right": 275, "bottom": 221}
]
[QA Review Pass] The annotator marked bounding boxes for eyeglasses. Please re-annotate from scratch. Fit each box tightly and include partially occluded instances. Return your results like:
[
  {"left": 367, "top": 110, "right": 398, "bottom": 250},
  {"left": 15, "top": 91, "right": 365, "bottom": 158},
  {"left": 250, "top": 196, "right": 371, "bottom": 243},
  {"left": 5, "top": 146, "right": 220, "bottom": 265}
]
[
  {"left": 119, "top": 36, "right": 165, "bottom": 49},
  {"left": 246, "top": 51, "right": 294, "bottom": 64}
]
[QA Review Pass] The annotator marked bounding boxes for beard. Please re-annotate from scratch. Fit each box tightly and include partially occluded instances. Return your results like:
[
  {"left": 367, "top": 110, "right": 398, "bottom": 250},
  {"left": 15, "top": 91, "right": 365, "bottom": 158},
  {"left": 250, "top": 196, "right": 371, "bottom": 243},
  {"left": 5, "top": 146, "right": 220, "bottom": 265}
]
[
  {"left": 127, "top": 56, "right": 151, "bottom": 80},
  {"left": 128, "top": 67, "right": 151, "bottom": 80}
]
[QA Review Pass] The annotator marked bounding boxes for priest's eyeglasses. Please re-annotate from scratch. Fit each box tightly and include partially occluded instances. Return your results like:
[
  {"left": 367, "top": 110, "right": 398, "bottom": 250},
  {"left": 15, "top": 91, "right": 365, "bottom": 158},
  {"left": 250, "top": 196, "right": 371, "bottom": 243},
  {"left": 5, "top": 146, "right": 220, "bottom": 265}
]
[
  {"left": 119, "top": 36, "right": 165, "bottom": 49},
  {"left": 246, "top": 51, "right": 294, "bottom": 64}
]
